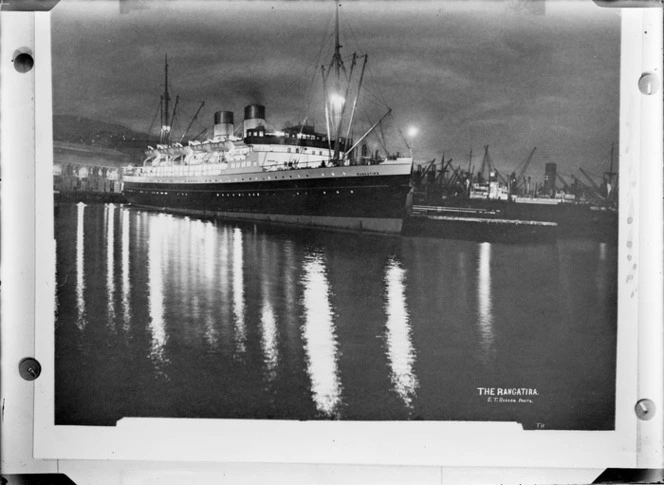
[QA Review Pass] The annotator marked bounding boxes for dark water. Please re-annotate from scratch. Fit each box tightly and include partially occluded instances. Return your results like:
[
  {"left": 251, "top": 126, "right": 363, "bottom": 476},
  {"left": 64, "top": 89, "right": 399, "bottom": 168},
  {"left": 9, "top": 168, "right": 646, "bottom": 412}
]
[{"left": 55, "top": 203, "right": 617, "bottom": 429}]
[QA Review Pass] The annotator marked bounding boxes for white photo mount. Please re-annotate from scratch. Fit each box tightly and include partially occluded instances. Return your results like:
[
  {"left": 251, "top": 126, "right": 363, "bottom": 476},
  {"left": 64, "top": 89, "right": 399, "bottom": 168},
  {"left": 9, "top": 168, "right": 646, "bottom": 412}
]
[{"left": 0, "top": 1, "right": 662, "bottom": 483}]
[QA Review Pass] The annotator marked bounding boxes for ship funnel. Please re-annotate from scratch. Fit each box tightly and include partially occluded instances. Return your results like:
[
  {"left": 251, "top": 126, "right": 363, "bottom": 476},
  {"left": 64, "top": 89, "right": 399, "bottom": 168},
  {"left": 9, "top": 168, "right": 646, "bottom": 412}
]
[
  {"left": 213, "top": 111, "right": 234, "bottom": 139},
  {"left": 544, "top": 162, "right": 557, "bottom": 195},
  {"left": 243, "top": 104, "right": 266, "bottom": 135}
]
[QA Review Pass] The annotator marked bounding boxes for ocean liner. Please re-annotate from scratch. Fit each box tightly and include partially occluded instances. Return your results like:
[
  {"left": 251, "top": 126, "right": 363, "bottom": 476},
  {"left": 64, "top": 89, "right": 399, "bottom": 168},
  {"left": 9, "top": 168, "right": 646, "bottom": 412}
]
[{"left": 123, "top": 7, "right": 413, "bottom": 234}]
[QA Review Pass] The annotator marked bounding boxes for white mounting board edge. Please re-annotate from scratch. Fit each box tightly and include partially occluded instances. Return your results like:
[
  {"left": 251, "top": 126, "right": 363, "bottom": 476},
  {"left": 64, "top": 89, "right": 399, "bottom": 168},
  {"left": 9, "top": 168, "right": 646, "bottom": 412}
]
[{"left": 0, "top": 3, "right": 661, "bottom": 483}]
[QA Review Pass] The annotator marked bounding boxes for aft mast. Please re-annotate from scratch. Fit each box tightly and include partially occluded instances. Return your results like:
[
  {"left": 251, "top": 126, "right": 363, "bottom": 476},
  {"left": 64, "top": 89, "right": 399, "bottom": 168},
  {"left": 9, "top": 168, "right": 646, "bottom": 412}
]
[
  {"left": 160, "top": 53, "right": 172, "bottom": 144},
  {"left": 331, "top": 2, "right": 345, "bottom": 163},
  {"left": 319, "top": 1, "right": 349, "bottom": 165},
  {"left": 320, "top": 1, "right": 394, "bottom": 166}
]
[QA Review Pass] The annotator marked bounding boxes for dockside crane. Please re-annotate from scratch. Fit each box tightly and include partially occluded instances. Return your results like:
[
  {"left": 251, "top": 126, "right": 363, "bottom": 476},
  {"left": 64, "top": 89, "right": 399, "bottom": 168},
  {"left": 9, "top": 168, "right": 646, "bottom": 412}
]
[
  {"left": 436, "top": 153, "right": 454, "bottom": 186},
  {"left": 556, "top": 172, "right": 571, "bottom": 192},
  {"left": 604, "top": 142, "right": 618, "bottom": 187},
  {"left": 479, "top": 145, "right": 507, "bottom": 185},
  {"left": 513, "top": 147, "right": 536, "bottom": 193},
  {"left": 578, "top": 167, "right": 606, "bottom": 201},
  {"left": 603, "top": 142, "right": 619, "bottom": 205}
]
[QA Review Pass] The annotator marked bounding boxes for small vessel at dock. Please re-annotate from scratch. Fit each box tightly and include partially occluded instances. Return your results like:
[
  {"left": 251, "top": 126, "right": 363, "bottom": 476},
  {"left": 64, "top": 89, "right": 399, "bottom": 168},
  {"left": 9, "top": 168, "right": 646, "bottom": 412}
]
[
  {"left": 403, "top": 204, "right": 560, "bottom": 243},
  {"left": 408, "top": 145, "right": 618, "bottom": 241}
]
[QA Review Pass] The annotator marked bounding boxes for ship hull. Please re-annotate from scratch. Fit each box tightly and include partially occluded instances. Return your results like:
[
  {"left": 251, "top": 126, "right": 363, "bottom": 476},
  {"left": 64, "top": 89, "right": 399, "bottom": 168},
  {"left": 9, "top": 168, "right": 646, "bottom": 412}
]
[
  {"left": 410, "top": 196, "right": 618, "bottom": 240},
  {"left": 123, "top": 170, "right": 412, "bottom": 234}
]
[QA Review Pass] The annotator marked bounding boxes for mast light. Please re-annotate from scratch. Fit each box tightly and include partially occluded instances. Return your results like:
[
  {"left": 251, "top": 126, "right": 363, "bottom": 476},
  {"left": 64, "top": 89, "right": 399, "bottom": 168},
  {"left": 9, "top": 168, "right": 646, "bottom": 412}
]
[{"left": 330, "top": 93, "right": 345, "bottom": 110}]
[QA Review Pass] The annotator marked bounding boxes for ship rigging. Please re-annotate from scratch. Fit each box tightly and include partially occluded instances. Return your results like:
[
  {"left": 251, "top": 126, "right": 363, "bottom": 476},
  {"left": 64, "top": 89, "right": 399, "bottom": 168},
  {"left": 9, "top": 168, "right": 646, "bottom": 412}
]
[{"left": 122, "top": 2, "right": 414, "bottom": 234}]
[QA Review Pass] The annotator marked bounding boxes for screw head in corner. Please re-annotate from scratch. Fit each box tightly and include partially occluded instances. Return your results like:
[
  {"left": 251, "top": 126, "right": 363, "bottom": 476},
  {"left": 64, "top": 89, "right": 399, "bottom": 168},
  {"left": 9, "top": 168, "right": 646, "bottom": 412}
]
[
  {"left": 18, "top": 357, "right": 41, "bottom": 381},
  {"left": 635, "top": 398, "right": 656, "bottom": 421}
]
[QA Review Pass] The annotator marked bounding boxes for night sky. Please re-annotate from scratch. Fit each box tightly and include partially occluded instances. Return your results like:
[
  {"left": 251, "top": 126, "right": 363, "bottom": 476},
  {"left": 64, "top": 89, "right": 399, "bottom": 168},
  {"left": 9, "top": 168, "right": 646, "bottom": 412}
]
[{"left": 51, "top": 0, "right": 620, "bottom": 178}]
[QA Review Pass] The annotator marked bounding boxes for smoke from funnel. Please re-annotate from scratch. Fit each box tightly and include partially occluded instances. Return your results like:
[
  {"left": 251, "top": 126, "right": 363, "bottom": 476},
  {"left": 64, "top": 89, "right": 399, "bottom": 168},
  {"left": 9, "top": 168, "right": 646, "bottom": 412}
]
[{"left": 227, "top": 78, "right": 265, "bottom": 106}]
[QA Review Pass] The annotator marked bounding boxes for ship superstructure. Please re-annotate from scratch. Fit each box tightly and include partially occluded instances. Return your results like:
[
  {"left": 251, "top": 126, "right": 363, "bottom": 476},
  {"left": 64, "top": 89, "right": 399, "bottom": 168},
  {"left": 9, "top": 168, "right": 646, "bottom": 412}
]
[{"left": 123, "top": 5, "right": 413, "bottom": 233}]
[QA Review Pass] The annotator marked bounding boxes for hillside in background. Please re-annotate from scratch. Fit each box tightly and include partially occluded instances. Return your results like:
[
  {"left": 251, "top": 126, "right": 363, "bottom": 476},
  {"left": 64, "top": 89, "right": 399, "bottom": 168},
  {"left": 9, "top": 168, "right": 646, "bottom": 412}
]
[{"left": 53, "top": 115, "right": 151, "bottom": 163}]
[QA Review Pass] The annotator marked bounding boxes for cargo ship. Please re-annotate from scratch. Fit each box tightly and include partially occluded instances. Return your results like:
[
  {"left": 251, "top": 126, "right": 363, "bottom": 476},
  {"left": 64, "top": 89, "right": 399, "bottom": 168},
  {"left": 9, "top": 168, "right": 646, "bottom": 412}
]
[
  {"left": 406, "top": 146, "right": 618, "bottom": 241},
  {"left": 123, "top": 6, "right": 413, "bottom": 234}
]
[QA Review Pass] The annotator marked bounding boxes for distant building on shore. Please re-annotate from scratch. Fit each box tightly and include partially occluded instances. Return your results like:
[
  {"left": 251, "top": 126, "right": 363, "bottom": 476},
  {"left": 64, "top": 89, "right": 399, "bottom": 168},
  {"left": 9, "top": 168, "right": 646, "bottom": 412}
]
[{"left": 53, "top": 141, "right": 130, "bottom": 195}]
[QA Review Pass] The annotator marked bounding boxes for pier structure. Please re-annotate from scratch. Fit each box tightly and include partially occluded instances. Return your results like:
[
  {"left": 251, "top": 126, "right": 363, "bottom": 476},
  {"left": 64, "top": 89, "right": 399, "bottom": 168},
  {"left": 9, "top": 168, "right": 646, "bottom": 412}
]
[{"left": 53, "top": 141, "right": 130, "bottom": 201}]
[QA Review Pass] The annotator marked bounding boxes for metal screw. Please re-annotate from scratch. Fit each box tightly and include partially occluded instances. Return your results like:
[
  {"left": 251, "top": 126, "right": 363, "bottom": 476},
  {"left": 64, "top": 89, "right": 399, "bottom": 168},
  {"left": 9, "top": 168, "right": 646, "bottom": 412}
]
[
  {"left": 18, "top": 357, "right": 41, "bottom": 381},
  {"left": 635, "top": 398, "right": 656, "bottom": 421},
  {"left": 12, "top": 52, "right": 34, "bottom": 74},
  {"left": 638, "top": 72, "right": 660, "bottom": 96}
]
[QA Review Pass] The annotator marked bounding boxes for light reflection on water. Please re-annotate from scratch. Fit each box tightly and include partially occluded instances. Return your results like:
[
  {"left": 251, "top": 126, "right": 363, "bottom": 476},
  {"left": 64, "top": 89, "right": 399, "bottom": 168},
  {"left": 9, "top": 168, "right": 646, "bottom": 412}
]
[
  {"left": 75, "top": 202, "right": 86, "bottom": 330},
  {"left": 261, "top": 297, "right": 279, "bottom": 380},
  {"left": 260, "top": 237, "right": 279, "bottom": 381},
  {"left": 55, "top": 204, "right": 618, "bottom": 428},
  {"left": 232, "top": 227, "right": 247, "bottom": 356},
  {"left": 301, "top": 251, "right": 342, "bottom": 418},
  {"left": 147, "top": 213, "right": 169, "bottom": 374},
  {"left": 203, "top": 221, "right": 219, "bottom": 346},
  {"left": 121, "top": 208, "right": 131, "bottom": 330},
  {"left": 477, "top": 242, "right": 495, "bottom": 364},
  {"left": 106, "top": 204, "right": 116, "bottom": 328},
  {"left": 218, "top": 226, "right": 232, "bottom": 350},
  {"left": 383, "top": 257, "right": 418, "bottom": 408}
]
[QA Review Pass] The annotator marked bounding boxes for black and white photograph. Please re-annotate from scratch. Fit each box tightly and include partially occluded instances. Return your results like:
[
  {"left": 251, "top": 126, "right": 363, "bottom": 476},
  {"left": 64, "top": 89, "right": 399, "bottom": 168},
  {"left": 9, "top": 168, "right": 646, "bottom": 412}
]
[
  {"left": 48, "top": 0, "right": 623, "bottom": 433},
  {"left": 4, "top": 0, "right": 664, "bottom": 479}
]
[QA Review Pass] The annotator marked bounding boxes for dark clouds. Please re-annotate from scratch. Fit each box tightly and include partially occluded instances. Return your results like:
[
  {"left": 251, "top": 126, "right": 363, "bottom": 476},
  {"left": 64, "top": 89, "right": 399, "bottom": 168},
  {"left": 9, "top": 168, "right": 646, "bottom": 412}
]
[{"left": 52, "top": 0, "right": 620, "bottom": 176}]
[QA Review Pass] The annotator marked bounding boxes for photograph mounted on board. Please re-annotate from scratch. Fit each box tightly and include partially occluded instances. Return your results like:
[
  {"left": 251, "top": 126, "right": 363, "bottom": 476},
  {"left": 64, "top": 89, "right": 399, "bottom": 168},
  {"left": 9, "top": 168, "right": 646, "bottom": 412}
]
[{"left": 52, "top": 0, "right": 619, "bottom": 430}]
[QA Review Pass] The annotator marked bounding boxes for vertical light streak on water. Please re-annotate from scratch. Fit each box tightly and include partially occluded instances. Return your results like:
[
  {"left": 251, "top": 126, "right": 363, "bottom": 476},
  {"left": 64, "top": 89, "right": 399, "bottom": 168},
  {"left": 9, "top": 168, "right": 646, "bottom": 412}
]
[
  {"left": 106, "top": 204, "right": 116, "bottom": 328},
  {"left": 182, "top": 217, "right": 198, "bottom": 321},
  {"left": 232, "top": 227, "right": 246, "bottom": 356},
  {"left": 203, "top": 221, "right": 219, "bottom": 346},
  {"left": 75, "top": 202, "right": 86, "bottom": 330},
  {"left": 160, "top": 214, "right": 174, "bottom": 276},
  {"left": 191, "top": 218, "right": 206, "bottom": 320},
  {"left": 204, "top": 222, "right": 216, "bottom": 282},
  {"left": 147, "top": 214, "right": 169, "bottom": 374},
  {"left": 260, "top": 239, "right": 279, "bottom": 381},
  {"left": 121, "top": 208, "right": 131, "bottom": 330},
  {"left": 177, "top": 216, "right": 188, "bottom": 317},
  {"left": 283, "top": 240, "right": 298, "bottom": 342},
  {"left": 261, "top": 296, "right": 278, "bottom": 380},
  {"left": 383, "top": 257, "right": 418, "bottom": 408},
  {"left": 477, "top": 242, "right": 495, "bottom": 363},
  {"left": 596, "top": 242, "right": 609, "bottom": 300},
  {"left": 219, "top": 227, "right": 231, "bottom": 338},
  {"left": 301, "top": 252, "right": 342, "bottom": 418}
]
